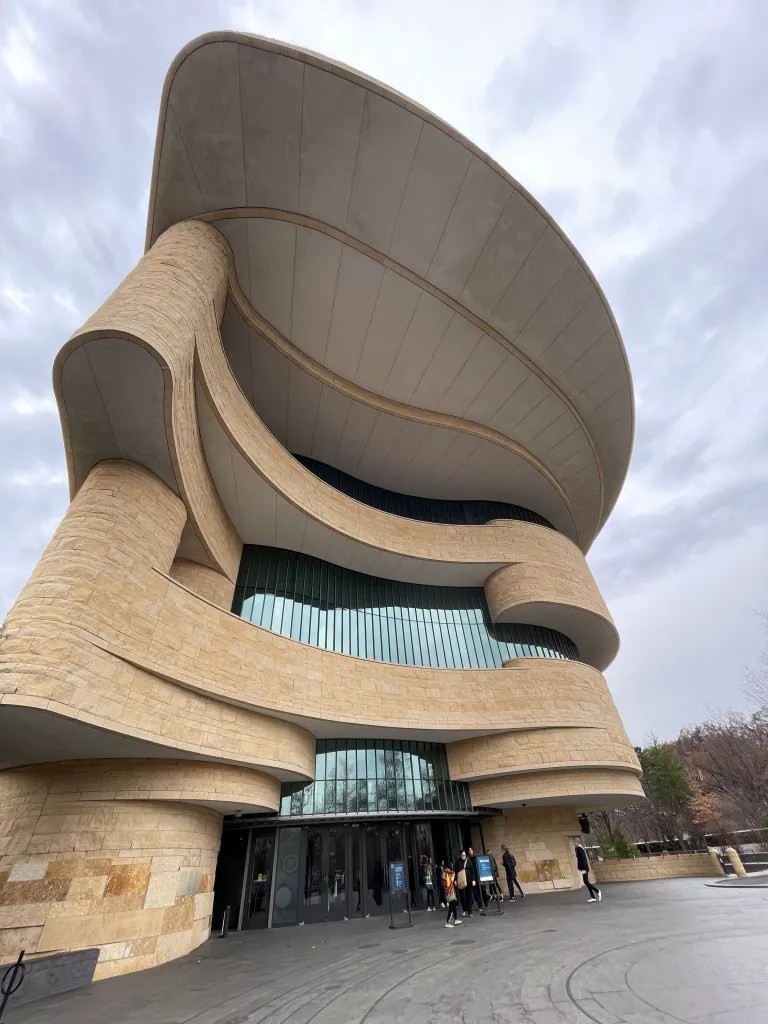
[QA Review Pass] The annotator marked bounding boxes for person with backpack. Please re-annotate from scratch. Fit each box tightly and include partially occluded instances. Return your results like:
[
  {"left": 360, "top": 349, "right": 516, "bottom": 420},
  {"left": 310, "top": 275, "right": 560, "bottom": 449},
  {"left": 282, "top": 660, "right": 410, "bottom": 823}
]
[
  {"left": 575, "top": 840, "right": 602, "bottom": 902},
  {"left": 454, "top": 849, "right": 484, "bottom": 918},
  {"left": 441, "top": 862, "right": 462, "bottom": 928},
  {"left": 501, "top": 844, "right": 525, "bottom": 900},
  {"left": 436, "top": 860, "right": 447, "bottom": 907}
]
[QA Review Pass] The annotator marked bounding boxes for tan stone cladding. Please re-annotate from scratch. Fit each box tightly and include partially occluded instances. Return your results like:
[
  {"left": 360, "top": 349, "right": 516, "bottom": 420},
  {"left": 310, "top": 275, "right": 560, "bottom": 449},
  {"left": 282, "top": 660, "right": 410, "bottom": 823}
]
[
  {"left": 56, "top": 220, "right": 616, "bottom": 667},
  {"left": 480, "top": 807, "right": 584, "bottom": 893},
  {"left": 469, "top": 767, "right": 644, "bottom": 808},
  {"left": 1, "top": 458, "right": 638, "bottom": 787},
  {"left": 0, "top": 761, "right": 227, "bottom": 978},
  {"left": 56, "top": 220, "right": 241, "bottom": 581},
  {"left": 448, "top": 727, "right": 640, "bottom": 781},
  {"left": 484, "top": 560, "right": 617, "bottom": 669},
  {"left": 592, "top": 854, "right": 722, "bottom": 883},
  {"left": 169, "top": 559, "right": 235, "bottom": 609},
  {"left": 0, "top": 460, "right": 316, "bottom": 780}
]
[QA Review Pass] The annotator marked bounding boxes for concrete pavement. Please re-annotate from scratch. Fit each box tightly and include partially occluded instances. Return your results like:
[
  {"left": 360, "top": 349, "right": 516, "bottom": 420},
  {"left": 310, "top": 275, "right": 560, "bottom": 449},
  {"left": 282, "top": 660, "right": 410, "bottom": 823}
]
[{"left": 6, "top": 879, "right": 768, "bottom": 1023}]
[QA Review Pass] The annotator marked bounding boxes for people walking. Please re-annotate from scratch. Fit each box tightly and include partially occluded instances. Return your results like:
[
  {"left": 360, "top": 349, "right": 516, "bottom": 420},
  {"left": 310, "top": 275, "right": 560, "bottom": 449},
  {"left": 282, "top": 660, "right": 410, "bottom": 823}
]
[
  {"left": 421, "top": 857, "right": 436, "bottom": 910},
  {"left": 436, "top": 860, "right": 447, "bottom": 907},
  {"left": 575, "top": 841, "right": 602, "bottom": 902},
  {"left": 442, "top": 863, "right": 462, "bottom": 928},
  {"left": 467, "top": 846, "right": 488, "bottom": 914},
  {"left": 501, "top": 845, "right": 525, "bottom": 900},
  {"left": 454, "top": 850, "right": 473, "bottom": 918},
  {"left": 488, "top": 850, "right": 504, "bottom": 902}
]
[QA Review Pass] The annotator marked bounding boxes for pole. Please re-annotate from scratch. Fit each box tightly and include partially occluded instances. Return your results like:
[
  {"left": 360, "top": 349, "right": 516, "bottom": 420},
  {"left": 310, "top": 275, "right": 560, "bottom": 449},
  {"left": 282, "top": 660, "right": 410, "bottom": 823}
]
[{"left": 0, "top": 950, "right": 26, "bottom": 1022}]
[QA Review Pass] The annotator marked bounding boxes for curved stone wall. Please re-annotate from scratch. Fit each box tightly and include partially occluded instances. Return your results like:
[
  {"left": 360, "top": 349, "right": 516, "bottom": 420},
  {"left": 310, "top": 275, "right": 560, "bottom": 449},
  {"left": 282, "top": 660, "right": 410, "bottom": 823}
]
[
  {"left": 447, "top": 726, "right": 640, "bottom": 783},
  {"left": 170, "top": 558, "right": 235, "bottom": 609},
  {"left": 0, "top": 760, "right": 235, "bottom": 977},
  {"left": 469, "top": 767, "right": 644, "bottom": 808},
  {"left": 56, "top": 220, "right": 240, "bottom": 581},
  {"left": 1, "top": 459, "right": 638, "bottom": 779},
  {"left": 54, "top": 221, "right": 616, "bottom": 669},
  {"left": 0, "top": 460, "right": 316, "bottom": 780},
  {"left": 484, "top": 561, "right": 618, "bottom": 670}
]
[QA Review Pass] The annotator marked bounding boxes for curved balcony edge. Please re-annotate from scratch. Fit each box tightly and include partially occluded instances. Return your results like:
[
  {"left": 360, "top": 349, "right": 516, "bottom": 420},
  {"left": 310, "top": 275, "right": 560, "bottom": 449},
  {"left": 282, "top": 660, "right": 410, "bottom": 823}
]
[{"left": 469, "top": 767, "right": 645, "bottom": 809}]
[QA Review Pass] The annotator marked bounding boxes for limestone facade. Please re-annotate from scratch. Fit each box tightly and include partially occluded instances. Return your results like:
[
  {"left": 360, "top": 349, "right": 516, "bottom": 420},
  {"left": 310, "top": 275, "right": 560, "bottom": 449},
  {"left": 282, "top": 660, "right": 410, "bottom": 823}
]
[
  {"left": 0, "top": 761, "right": 227, "bottom": 978},
  {"left": 592, "top": 854, "right": 723, "bottom": 883},
  {"left": 479, "top": 808, "right": 584, "bottom": 893},
  {"left": 1, "top": 32, "right": 642, "bottom": 977}
]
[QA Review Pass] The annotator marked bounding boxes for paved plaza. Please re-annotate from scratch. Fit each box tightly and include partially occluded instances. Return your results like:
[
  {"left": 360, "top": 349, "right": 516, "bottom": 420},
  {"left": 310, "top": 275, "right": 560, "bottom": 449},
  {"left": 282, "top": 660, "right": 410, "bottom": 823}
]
[{"left": 7, "top": 879, "right": 768, "bottom": 1024}]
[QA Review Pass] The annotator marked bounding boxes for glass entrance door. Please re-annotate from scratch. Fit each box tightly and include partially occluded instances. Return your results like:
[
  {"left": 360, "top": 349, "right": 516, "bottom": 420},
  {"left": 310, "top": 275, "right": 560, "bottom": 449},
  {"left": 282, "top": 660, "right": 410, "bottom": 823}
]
[
  {"left": 244, "top": 830, "right": 275, "bottom": 929},
  {"left": 326, "top": 826, "right": 348, "bottom": 920},
  {"left": 361, "top": 823, "right": 405, "bottom": 917},
  {"left": 302, "top": 825, "right": 349, "bottom": 922}
]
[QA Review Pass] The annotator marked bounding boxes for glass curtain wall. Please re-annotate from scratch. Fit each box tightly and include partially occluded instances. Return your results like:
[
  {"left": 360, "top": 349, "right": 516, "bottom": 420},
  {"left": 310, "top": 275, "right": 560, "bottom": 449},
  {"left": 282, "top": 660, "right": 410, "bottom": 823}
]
[
  {"left": 295, "top": 455, "right": 553, "bottom": 528},
  {"left": 280, "top": 739, "right": 472, "bottom": 817},
  {"left": 233, "top": 546, "right": 579, "bottom": 669}
]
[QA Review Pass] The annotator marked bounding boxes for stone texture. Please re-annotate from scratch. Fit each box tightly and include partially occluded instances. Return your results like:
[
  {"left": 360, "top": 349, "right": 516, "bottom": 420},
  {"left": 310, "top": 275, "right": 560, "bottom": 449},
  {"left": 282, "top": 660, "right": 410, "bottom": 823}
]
[
  {"left": 7, "top": 862, "right": 47, "bottom": 882},
  {"left": 484, "top": 559, "right": 617, "bottom": 669},
  {"left": 169, "top": 558, "right": 235, "bottom": 609},
  {"left": 1, "top": 460, "right": 639, "bottom": 779},
  {"left": 0, "top": 762, "right": 225, "bottom": 979},
  {"left": 593, "top": 853, "right": 722, "bottom": 882},
  {"left": 480, "top": 806, "right": 583, "bottom": 893}
]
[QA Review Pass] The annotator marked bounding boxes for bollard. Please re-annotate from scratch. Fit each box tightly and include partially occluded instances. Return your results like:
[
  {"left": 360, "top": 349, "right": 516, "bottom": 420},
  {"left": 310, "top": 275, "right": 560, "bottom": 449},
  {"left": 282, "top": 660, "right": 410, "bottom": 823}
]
[
  {"left": 725, "top": 847, "right": 748, "bottom": 878},
  {"left": 219, "top": 905, "right": 231, "bottom": 938},
  {"left": 709, "top": 848, "right": 726, "bottom": 876},
  {"left": 0, "top": 950, "right": 26, "bottom": 1022}
]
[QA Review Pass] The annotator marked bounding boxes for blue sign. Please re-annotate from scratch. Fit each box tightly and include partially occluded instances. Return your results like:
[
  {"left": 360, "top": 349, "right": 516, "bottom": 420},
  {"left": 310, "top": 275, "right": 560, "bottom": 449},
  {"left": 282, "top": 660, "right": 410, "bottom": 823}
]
[
  {"left": 389, "top": 861, "right": 407, "bottom": 893},
  {"left": 476, "top": 854, "right": 494, "bottom": 882}
]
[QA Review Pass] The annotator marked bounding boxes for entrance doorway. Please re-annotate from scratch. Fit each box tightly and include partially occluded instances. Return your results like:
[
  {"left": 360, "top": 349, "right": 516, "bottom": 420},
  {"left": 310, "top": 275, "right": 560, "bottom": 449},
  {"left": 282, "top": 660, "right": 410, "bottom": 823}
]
[
  {"left": 303, "top": 825, "right": 363, "bottom": 922},
  {"left": 220, "top": 815, "right": 488, "bottom": 929},
  {"left": 244, "top": 830, "right": 276, "bottom": 929}
]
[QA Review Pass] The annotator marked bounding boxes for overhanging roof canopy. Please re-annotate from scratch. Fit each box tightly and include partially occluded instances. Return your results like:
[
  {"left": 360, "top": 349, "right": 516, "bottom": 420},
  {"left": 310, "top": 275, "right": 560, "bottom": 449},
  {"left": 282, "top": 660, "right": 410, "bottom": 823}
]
[{"left": 145, "top": 33, "right": 633, "bottom": 551}]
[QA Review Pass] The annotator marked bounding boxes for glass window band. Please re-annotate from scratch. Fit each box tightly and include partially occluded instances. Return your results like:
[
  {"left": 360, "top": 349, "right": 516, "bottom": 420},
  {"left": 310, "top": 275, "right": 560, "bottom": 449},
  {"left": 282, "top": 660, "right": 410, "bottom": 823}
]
[
  {"left": 280, "top": 739, "right": 472, "bottom": 817},
  {"left": 233, "top": 545, "right": 579, "bottom": 668},
  {"left": 295, "top": 455, "right": 553, "bottom": 529}
]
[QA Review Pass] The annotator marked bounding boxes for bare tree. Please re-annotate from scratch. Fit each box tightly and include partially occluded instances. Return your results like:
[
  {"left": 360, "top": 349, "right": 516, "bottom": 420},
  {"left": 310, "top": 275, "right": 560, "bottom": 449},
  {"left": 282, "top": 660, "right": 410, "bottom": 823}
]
[{"left": 677, "top": 712, "right": 768, "bottom": 834}]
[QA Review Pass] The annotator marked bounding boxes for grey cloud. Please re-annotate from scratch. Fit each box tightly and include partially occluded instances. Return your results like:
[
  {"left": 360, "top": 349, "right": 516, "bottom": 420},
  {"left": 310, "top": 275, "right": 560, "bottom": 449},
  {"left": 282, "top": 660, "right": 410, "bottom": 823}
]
[
  {"left": 615, "top": 5, "right": 768, "bottom": 164},
  {"left": 484, "top": 37, "right": 587, "bottom": 135}
]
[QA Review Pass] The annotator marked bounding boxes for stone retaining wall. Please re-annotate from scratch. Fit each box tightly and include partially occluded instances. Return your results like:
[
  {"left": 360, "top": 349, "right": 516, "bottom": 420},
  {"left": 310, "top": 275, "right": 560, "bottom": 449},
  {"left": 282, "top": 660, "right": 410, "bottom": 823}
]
[{"left": 593, "top": 853, "right": 722, "bottom": 883}]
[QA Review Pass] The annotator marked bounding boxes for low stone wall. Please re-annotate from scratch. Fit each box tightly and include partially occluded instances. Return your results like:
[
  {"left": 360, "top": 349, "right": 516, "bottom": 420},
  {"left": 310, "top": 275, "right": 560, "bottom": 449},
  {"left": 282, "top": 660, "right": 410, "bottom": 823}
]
[{"left": 593, "top": 853, "right": 722, "bottom": 883}]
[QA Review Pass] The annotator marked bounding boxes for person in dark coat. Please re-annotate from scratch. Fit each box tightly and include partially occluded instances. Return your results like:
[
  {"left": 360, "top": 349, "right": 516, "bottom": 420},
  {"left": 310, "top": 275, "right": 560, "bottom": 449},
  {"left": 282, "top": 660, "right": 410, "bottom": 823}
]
[
  {"left": 575, "top": 841, "right": 602, "bottom": 902},
  {"left": 454, "top": 850, "right": 482, "bottom": 918},
  {"left": 501, "top": 844, "right": 525, "bottom": 900},
  {"left": 488, "top": 850, "right": 504, "bottom": 902}
]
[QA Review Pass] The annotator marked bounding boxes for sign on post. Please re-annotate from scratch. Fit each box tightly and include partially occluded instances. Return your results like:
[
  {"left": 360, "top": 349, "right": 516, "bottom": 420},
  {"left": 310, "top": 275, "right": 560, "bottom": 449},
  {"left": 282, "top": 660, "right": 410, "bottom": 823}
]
[
  {"left": 389, "top": 861, "right": 407, "bottom": 893},
  {"left": 476, "top": 855, "right": 494, "bottom": 882},
  {"left": 387, "top": 861, "right": 412, "bottom": 929},
  {"left": 476, "top": 854, "right": 503, "bottom": 914}
]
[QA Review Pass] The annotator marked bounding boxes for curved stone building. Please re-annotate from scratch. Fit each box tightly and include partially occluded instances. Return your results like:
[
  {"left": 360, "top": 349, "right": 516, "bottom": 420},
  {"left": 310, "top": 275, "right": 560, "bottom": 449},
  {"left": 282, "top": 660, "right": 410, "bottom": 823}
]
[{"left": 0, "top": 32, "right": 642, "bottom": 977}]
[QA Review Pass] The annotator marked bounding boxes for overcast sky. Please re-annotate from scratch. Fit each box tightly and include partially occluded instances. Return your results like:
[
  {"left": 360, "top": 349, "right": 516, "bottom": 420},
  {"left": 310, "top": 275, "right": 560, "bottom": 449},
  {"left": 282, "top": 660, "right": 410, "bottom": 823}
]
[{"left": 2, "top": 0, "right": 767, "bottom": 744}]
